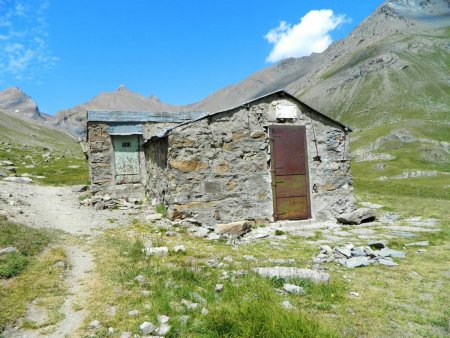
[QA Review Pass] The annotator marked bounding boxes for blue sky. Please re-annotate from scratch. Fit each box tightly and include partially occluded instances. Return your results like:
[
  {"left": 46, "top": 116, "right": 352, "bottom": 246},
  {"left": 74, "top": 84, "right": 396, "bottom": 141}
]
[{"left": 0, "top": 0, "right": 383, "bottom": 114}]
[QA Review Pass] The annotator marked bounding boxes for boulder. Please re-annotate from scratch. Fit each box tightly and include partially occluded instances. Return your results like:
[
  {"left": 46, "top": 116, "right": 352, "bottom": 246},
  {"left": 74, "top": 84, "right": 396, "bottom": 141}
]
[
  {"left": 253, "top": 266, "right": 329, "bottom": 283},
  {"left": 336, "top": 208, "right": 376, "bottom": 225},
  {"left": 215, "top": 220, "right": 252, "bottom": 236}
]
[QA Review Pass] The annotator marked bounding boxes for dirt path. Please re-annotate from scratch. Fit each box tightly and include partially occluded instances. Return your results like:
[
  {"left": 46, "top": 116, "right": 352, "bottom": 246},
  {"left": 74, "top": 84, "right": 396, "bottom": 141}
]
[{"left": 0, "top": 181, "right": 136, "bottom": 337}]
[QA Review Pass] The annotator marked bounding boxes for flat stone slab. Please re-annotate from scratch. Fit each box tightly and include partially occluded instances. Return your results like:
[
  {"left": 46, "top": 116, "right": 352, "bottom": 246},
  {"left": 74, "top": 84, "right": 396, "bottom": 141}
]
[
  {"left": 405, "top": 241, "right": 429, "bottom": 247},
  {"left": 388, "top": 231, "right": 418, "bottom": 238},
  {"left": 379, "top": 248, "right": 405, "bottom": 258},
  {"left": 405, "top": 218, "right": 438, "bottom": 227},
  {"left": 378, "top": 258, "right": 398, "bottom": 267},
  {"left": 344, "top": 256, "right": 370, "bottom": 268},
  {"left": 350, "top": 228, "right": 376, "bottom": 235},
  {"left": 380, "top": 225, "right": 438, "bottom": 233},
  {"left": 253, "top": 266, "right": 329, "bottom": 283}
]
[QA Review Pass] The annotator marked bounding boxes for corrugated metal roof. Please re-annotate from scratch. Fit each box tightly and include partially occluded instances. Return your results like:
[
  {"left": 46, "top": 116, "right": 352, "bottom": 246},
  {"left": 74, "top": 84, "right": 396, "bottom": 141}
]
[{"left": 87, "top": 110, "right": 208, "bottom": 123}]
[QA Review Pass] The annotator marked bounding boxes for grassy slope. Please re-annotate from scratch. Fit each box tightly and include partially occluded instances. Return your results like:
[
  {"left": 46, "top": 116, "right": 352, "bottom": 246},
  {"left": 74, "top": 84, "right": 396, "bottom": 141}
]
[
  {"left": 0, "top": 219, "right": 68, "bottom": 332},
  {"left": 0, "top": 111, "right": 88, "bottom": 185}
]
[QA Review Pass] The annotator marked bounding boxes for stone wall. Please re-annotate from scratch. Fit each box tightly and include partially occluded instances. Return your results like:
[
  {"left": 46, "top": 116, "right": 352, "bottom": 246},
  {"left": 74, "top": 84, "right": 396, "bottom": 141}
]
[
  {"left": 87, "top": 122, "right": 114, "bottom": 193},
  {"left": 87, "top": 122, "right": 148, "bottom": 197},
  {"left": 146, "top": 93, "right": 355, "bottom": 225}
]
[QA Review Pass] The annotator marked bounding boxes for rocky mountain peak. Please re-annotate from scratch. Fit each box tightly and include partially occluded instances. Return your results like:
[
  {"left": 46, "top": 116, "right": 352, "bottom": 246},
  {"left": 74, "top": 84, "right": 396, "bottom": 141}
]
[
  {"left": 0, "top": 87, "right": 42, "bottom": 120},
  {"left": 117, "top": 84, "right": 129, "bottom": 92}
]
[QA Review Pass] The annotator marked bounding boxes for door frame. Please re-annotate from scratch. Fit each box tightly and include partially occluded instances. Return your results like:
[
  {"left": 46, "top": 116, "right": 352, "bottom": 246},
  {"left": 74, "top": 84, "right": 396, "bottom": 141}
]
[
  {"left": 111, "top": 134, "right": 142, "bottom": 185},
  {"left": 269, "top": 125, "right": 312, "bottom": 221}
]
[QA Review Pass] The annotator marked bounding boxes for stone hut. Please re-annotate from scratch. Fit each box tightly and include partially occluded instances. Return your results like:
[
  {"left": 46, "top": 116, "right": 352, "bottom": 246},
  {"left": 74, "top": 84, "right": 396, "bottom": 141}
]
[
  {"left": 145, "top": 90, "right": 355, "bottom": 225},
  {"left": 86, "top": 110, "right": 206, "bottom": 199}
]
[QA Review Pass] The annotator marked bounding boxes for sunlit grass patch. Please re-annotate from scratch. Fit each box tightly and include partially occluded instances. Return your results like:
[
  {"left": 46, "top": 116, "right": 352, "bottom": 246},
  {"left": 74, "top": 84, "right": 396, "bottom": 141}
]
[{"left": 83, "top": 224, "right": 339, "bottom": 337}]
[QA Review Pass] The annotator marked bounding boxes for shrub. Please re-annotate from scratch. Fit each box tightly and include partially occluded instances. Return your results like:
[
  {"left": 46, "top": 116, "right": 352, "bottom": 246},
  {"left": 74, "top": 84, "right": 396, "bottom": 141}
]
[{"left": 0, "top": 253, "right": 29, "bottom": 278}]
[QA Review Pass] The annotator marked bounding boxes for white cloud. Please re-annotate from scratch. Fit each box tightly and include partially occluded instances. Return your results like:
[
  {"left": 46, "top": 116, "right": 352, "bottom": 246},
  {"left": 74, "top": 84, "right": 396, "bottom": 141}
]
[
  {"left": 0, "top": 0, "right": 57, "bottom": 82},
  {"left": 265, "top": 9, "right": 347, "bottom": 63}
]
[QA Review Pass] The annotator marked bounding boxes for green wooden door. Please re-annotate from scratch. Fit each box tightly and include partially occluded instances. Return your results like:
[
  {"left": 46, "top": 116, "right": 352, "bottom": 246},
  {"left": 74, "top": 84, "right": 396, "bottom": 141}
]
[{"left": 113, "top": 135, "right": 140, "bottom": 184}]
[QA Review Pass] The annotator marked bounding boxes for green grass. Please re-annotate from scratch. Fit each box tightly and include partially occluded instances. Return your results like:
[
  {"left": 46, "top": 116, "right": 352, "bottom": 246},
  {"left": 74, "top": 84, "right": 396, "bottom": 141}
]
[
  {"left": 0, "top": 145, "right": 88, "bottom": 186},
  {"left": 0, "top": 219, "right": 52, "bottom": 278},
  {"left": 0, "top": 110, "right": 88, "bottom": 186},
  {"left": 82, "top": 224, "right": 339, "bottom": 337},
  {"left": 155, "top": 203, "right": 168, "bottom": 218},
  {"left": 0, "top": 220, "right": 67, "bottom": 331}
]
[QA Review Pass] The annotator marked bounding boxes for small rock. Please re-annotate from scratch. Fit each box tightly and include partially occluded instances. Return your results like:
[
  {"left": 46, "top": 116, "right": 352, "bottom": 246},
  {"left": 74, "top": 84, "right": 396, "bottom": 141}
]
[
  {"left": 134, "top": 275, "right": 146, "bottom": 284},
  {"left": 378, "top": 258, "right": 398, "bottom": 267},
  {"left": 405, "top": 241, "right": 429, "bottom": 247},
  {"left": 345, "top": 256, "right": 370, "bottom": 269},
  {"left": 140, "top": 321, "right": 156, "bottom": 335},
  {"left": 157, "top": 315, "right": 170, "bottom": 324},
  {"left": 166, "top": 231, "right": 176, "bottom": 237},
  {"left": 243, "top": 255, "right": 256, "bottom": 261},
  {"left": 72, "top": 185, "right": 89, "bottom": 193},
  {"left": 192, "top": 227, "right": 210, "bottom": 238},
  {"left": 0, "top": 247, "right": 19, "bottom": 255},
  {"left": 142, "top": 290, "right": 151, "bottom": 296},
  {"left": 350, "top": 292, "right": 360, "bottom": 297},
  {"left": 181, "top": 299, "right": 198, "bottom": 310},
  {"left": 172, "top": 245, "right": 186, "bottom": 253},
  {"left": 207, "top": 233, "right": 221, "bottom": 240},
  {"left": 156, "top": 323, "right": 171, "bottom": 336},
  {"left": 416, "top": 249, "right": 427, "bottom": 254},
  {"left": 108, "top": 327, "right": 114, "bottom": 334},
  {"left": 283, "top": 284, "right": 305, "bottom": 295},
  {"left": 201, "top": 307, "right": 209, "bottom": 315},
  {"left": 144, "top": 247, "right": 169, "bottom": 256},
  {"left": 88, "top": 320, "right": 100, "bottom": 329},
  {"left": 120, "top": 332, "right": 132, "bottom": 338},
  {"left": 223, "top": 256, "right": 233, "bottom": 262},
  {"left": 215, "top": 284, "right": 224, "bottom": 293},
  {"left": 281, "top": 300, "right": 295, "bottom": 310},
  {"left": 128, "top": 310, "right": 139, "bottom": 317},
  {"left": 146, "top": 213, "right": 163, "bottom": 221}
]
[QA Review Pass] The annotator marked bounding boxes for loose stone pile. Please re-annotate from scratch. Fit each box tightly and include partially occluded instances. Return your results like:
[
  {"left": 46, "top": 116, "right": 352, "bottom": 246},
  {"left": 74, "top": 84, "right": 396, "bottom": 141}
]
[
  {"left": 78, "top": 193, "right": 141, "bottom": 210},
  {"left": 313, "top": 242, "right": 406, "bottom": 268}
]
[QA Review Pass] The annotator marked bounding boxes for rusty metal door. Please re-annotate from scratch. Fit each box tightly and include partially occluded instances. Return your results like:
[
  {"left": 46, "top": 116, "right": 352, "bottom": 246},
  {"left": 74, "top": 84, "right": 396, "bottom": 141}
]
[
  {"left": 113, "top": 135, "right": 140, "bottom": 184},
  {"left": 270, "top": 125, "right": 311, "bottom": 221}
]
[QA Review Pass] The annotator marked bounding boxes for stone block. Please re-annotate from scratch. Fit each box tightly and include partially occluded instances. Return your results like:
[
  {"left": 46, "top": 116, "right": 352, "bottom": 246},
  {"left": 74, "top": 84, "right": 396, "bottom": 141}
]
[
  {"left": 170, "top": 160, "right": 208, "bottom": 172},
  {"left": 215, "top": 220, "right": 253, "bottom": 236}
]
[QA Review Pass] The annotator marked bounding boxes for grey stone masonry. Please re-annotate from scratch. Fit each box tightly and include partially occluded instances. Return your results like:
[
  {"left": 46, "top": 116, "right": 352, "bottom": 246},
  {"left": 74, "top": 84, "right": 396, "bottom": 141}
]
[
  {"left": 145, "top": 93, "right": 355, "bottom": 226},
  {"left": 87, "top": 122, "right": 114, "bottom": 193}
]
